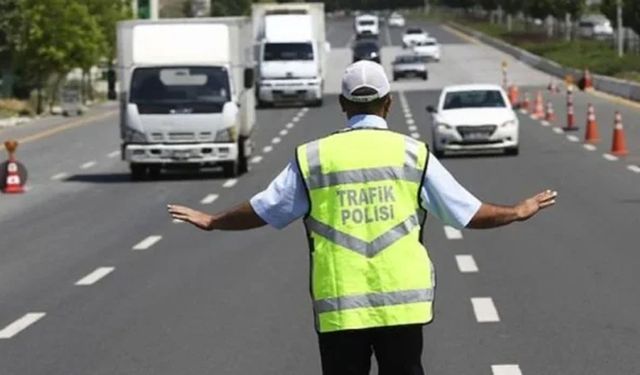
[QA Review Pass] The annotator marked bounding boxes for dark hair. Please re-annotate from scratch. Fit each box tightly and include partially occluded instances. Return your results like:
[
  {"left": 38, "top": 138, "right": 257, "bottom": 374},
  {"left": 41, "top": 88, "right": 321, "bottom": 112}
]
[{"left": 341, "top": 87, "right": 390, "bottom": 115}]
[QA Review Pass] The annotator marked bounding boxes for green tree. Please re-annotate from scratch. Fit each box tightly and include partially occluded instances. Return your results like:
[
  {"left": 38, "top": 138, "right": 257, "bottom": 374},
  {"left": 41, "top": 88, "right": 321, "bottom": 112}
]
[
  {"left": 601, "top": 0, "right": 640, "bottom": 35},
  {"left": 210, "top": 0, "right": 252, "bottom": 16}
]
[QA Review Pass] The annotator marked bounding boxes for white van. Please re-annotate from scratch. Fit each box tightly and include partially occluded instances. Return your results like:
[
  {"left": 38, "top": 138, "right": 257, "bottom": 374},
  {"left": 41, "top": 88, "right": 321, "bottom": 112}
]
[
  {"left": 578, "top": 15, "right": 614, "bottom": 39},
  {"left": 355, "top": 14, "right": 379, "bottom": 37}
]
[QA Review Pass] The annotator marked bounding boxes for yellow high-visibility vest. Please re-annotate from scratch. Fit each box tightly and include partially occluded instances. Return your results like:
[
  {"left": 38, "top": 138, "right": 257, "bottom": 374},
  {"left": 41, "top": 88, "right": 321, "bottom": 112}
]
[{"left": 296, "top": 128, "right": 435, "bottom": 333}]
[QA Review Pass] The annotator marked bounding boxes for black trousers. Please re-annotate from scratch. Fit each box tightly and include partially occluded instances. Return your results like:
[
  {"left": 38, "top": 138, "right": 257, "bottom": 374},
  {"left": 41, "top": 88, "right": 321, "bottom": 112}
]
[{"left": 318, "top": 324, "right": 425, "bottom": 375}]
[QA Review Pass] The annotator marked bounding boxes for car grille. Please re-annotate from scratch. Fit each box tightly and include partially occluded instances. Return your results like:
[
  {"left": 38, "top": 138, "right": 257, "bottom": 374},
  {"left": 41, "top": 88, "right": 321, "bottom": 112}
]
[
  {"left": 456, "top": 125, "right": 497, "bottom": 142},
  {"left": 168, "top": 132, "right": 197, "bottom": 142}
]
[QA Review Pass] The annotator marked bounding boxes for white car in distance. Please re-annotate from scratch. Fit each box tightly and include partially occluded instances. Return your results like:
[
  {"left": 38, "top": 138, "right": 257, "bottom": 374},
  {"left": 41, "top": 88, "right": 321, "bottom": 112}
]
[
  {"left": 427, "top": 84, "right": 519, "bottom": 157},
  {"left": 412, "top": 37, "right": 441, "bottom": 61},
  {"left": 402, "top": 27, "right": 429, "bottom": 48},
  {"left": 388, "top": 13, "right": 405, "bottom": 27}
]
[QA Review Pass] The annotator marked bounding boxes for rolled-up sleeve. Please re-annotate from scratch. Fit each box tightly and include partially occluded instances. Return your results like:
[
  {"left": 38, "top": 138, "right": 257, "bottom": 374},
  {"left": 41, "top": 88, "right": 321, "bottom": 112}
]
[
  {"left": 250, "top": 161, "right": 309, "bottom": 229},
  {"left": 421, "top": 154, "right": 482, "bottom": 229}
]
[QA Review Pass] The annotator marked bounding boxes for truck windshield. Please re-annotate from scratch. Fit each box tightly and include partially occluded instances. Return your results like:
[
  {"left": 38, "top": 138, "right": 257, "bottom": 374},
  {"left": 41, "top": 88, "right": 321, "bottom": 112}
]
[
  {"left": 264, "top": 43, "right": 314, "bottom": 61},
  {"left": 443, "top": 90, "right": 506, "bottom": 110},
  {"left": 129, "top": 67, "right": 230, "bottom": 114},
  {"left": 358, "top": 20, "right": 375, "bottom": 26}
]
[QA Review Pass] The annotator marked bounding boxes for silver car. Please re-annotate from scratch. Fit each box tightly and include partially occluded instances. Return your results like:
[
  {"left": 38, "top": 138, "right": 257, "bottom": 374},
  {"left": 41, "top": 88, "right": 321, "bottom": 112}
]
[{"left": 392, "top": 55, "right": 428, "bottom": 81}]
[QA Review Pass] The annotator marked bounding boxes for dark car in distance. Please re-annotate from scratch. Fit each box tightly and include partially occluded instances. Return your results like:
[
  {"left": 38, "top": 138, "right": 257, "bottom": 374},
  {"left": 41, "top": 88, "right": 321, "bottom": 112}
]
[{"left": 352, "top": 40, "right": 381, "bottom": 64}]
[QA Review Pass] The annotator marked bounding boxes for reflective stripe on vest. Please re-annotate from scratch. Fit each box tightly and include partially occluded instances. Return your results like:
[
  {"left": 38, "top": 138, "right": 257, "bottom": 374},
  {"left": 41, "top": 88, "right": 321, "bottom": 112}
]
[{"left": 297, "top": 129, "right": 435, "bottom": 333}]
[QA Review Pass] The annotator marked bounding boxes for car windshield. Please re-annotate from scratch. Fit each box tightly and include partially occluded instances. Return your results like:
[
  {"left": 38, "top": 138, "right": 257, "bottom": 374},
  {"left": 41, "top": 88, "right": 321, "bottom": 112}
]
[
  {"left": 406, "top": 28, "right": 423, "bottom": 34},
  {"left": 130, "top": 67, "right": 230, "bottom": 114},
  {"left": 358, "top": 20, "right": 375, "bottom": 26},
  {"left": 395, "top": 55, "right": 424, "bottom": 63},
  {"left": 264, "top": 43, "right": 314, "bottom": 61},
  {"left": 443, "top": 90, "right": 506, "bottom": 110}
]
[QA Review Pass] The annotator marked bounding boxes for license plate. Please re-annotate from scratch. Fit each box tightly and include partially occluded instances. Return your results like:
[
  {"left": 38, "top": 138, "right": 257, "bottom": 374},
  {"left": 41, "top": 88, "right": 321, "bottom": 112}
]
[
  {"left": 463, "top": 132, "right": 490, "bottom": 140},
  {"left": 171, "top": 150, "right": 191, "bottom": 160}
]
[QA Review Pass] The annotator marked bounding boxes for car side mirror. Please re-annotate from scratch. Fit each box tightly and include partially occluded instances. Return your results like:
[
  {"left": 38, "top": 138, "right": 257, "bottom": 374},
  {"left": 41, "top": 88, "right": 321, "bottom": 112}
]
[
  {"left": 244, "top": 68, "right": 254, "bottom": 89},
  {"left": 426, "top": 105, "right": 436, "bottom": 113}
]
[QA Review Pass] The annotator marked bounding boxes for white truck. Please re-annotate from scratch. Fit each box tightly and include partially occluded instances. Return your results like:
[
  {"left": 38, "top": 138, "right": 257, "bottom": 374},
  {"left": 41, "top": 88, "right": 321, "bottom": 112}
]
[
  {"left": 354, "top": 14, "right": 380, "bottom": 38},
  {"left": 116, "top": 18, "right": 255, "bottom": 179},
  {"left": 252, "top": 3, "right": 328, "bottom": 107}
]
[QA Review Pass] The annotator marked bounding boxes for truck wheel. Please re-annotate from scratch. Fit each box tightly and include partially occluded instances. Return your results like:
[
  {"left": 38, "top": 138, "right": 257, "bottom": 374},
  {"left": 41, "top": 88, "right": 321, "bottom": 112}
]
[
  {"left": 422, "top": 73, "right": 428, "bottom": 80},
  {"left": 222, "top": 161, "right": 239, "bottom": 178},
  {"left": 238, "top": 139, "right": 248, "bottom": 174},
  {"left": 148, "top": 166, "right": 161, "bottom": 179},
  {"left": 130, "top": 164, "right": 147, "bottom": 181}
]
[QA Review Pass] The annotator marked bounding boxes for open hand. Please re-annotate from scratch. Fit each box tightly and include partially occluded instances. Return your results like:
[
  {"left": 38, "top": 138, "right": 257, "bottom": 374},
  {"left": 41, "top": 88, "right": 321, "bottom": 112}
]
[
  {"left": 515, "top": 190, "right": 558, "bottom": 221},
  {"left": 167, "top": 204, "right": 213, "bottom": 230}
]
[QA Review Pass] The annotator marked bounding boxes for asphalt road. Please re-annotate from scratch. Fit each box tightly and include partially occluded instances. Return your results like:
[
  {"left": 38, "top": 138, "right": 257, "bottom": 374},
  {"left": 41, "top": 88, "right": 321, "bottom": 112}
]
[{"left": 1, "top": 17, "right": 640, "bottom": 375}]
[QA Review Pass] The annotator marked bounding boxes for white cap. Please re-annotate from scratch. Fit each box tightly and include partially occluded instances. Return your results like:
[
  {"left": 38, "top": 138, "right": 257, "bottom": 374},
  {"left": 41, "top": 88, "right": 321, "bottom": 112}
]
[{"left": 341, "top": 60, "right": 390, "bottom": 103}]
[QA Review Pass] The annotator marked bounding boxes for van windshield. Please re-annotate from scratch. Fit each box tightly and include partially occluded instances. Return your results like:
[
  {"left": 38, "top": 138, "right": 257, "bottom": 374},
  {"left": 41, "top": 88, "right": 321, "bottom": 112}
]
[
  {"left": 130, "top": 67, "right": 230, "bottom": 114},
  {"left": 264, "top": 43, "right": 314, "bottom": 61},
  {"left": 358, "top": 20, "right": 375, "bottom": 26},
  {"left": 443, "top": 90, "right": 506, "bottom": 110}
]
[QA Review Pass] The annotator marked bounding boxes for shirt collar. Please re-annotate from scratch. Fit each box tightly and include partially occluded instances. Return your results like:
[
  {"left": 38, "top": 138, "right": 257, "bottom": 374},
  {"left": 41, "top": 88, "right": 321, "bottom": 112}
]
[{"left": 347, "top": 114, "right": 388, "bottom": 129}]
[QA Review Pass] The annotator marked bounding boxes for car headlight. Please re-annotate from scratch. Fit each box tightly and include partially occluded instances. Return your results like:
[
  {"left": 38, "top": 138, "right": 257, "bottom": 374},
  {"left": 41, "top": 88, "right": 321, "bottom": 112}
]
[
  {"left": 436, "top": 123, "right": 452, "bottom": 130},
  {"left": 125, "top": 128, "right": 147, "bottom": 143},
  {"left": 501, "top": 120, "right": 517, "bottom": 128},
  {"left": 215, "top": 127, "right": 236, "bottom": 143}
]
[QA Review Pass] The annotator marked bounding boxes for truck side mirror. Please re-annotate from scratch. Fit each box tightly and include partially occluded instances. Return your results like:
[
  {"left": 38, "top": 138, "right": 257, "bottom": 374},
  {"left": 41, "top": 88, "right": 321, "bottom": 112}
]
[
  {"left": 426, "top": 105, "right": 436, "bottom": 113},
  {"left": 244, "top": 68, "right": 255, "bottom": 89}
]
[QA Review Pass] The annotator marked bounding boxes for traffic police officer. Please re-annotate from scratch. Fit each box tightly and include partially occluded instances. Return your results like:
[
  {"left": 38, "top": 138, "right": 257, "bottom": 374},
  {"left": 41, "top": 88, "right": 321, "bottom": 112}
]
[{"left": 168, "top": 61, "right": 557, "bottom": 375}]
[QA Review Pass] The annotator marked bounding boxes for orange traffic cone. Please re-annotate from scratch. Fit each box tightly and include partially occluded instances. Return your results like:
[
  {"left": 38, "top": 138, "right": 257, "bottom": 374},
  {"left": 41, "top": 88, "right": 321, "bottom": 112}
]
[
  {"left": 2, "top": 140, "right": 25, "bottom": 194},
  {"left": 521, "top": 92, "right": 530, "bottom": 113},
  {"left": 564, "top": 100, "right": 577, "bottom": 131},
  {"left": 584, "top": 104, "right": 600, "bottom": 143},
  {"left": 532, "top": 91, "right": 544, "bottom": 119},
  {"left": 610, "top": 111, "right": 628, "bottom": 156},
  {"left": 545, "top": 101, "right": 556, "bottom": 122},
  {"left": 508, "top": 85, "right": 519, "bottom": 107},
  {"left": 548, "top": 80, "right": 559, "bottom": 93},
  {"left": 581, "top": 68, "right": 594, "bottom": 91}
]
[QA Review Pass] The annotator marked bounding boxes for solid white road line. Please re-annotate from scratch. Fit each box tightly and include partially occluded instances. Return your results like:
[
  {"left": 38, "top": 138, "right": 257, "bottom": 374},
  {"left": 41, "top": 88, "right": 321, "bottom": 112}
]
[
  {"left": 107, "top": 150, "right": 120, "bottom": 158},
  {"left": 455, "top": 255, "right": 479, "bottom": 273},
  {"left": 286, "top": 122, "right": 294, "bottom": 129},
  {"left": 133, "top": 235, "right": 162, "bottom": 250},
  {"left": 280, "top": 129, "right": 288, "bottom": 136},
  {"left": 80, "top": 161, "right": 97, "bottom": 169},
  {"left": 627, "top": 165, "right": 640, "bottom": 173},
  {"left": 583, "top": 144, "right": 597, "bottom": 151},
  {"left": 410, "top": 133, "right": 421, "bottom": 139},
  {"left": 272, "top": 137, "right": 281, "bottom": 144},
  {"left": 566, "top": 135, "right": 580, "bottom": 142},
  {"left": 471, "top": 297, "right": 501, "bottom": 323},
  {"left": 603, "top": 153, "right": 619, "bottom": 161},
  {"left": 0, "top": 313, "right": 46, "bottom": 339},
  {"left": 552, "top": 127, "right": 563, "bottom": 134},
  {"left": 200, "top": 194, "right": 219, "bottom": 205},
  {"left": 223, "top": 179, "right": 237, "bottom": 188},
  {"left": 263, "top": 145, "right": 273, "bottom": 153},
  {"left": 443, "top": 225, "right": 463, "bottom": 240},
  {"left": 492, "top": 364, "right": 523, "bottom": 375},
  {"left": 251, "top": 155, "right": 263, "bottom": 164},
  {"left": 75, "top": 267, "right": 115, "bottom": 286},
  {"left": 50, "top": 172, "right": 69, "bottom": 181}
]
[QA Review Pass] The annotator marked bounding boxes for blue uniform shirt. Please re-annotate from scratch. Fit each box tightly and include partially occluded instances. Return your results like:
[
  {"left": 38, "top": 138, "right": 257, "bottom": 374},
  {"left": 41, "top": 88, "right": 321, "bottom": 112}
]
[{"left": 250, "top": 115, "right": 482, "bottom": 230}]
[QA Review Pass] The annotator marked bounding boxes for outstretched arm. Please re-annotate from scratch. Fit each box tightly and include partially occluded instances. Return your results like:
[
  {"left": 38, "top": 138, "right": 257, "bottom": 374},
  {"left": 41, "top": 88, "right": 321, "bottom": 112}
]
[
  {"left": 167, "top": 201, "right": 267, "bottom": 231},
  {"left": 467, "top": 190, "right": 557, "bottom": 229}
]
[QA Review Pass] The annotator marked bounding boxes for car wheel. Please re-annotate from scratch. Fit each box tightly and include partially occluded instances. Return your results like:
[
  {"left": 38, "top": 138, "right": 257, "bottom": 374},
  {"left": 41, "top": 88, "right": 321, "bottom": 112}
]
[
  {"left": 505, "top": 146, "right": 519, "bottom": 156},
  {"left": 422, "top": 73, "right": 428, "bottom": 80}
]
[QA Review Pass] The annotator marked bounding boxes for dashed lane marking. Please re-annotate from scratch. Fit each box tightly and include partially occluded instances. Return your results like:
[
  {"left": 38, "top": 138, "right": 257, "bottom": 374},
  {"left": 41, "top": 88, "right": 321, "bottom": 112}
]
[
  {"left": 408, "top": 125, "right": 418, "bottom": 132},
  {"left": 272, "top": 137, "right": 281, "bottom": 144},
  {"left": 603, "top": 153, "right": 619, "bottom": 161},
  {"left": 107, "top": 150, "right": 120, "bottom": 158},
  {"left": 406, "top": 118, "right": 415, "bottom": 125},
  {"left": 132, "top": 235, "right": 162, "bottom": 250},
  {"left": 200, "top": 194, "right": 219, "bottom": 205},
  {"left": 404, "top": 113, "right": 413, "bottom": 119},
  {"left": 552, "top": 127, "right": 563, "bottom": 134},
  {"left": 583, "top": 144, "right": 597, "bottom": 151},
  {"left": 251, "top": 155, "right": 263, "bottom": 164},
  {"left": 286, "top": 122, "right": 294, "bottom": 129},
  {"left": 50, "top": 172, "right": 69, "bottom": 181},
  {"left": 443, "top": 226, "right": 463, "bottom": 240},
  {"left": 0, "top": 313, "right": 46, "bottom": 339},
  {"left": 223, "top": 179, "right": 237, "bottom": 188},
  {"left": 292, "top": 117, "right": 301, "bottom": 123},
  {"left": 80, "top": 161, "right": 97, "bottom": 169},
  {"left": 471, "top": 297, "right": 501, "bottom": 323},
  {"left": 455, "top": 255, "right": 479, "bottom": 273},
  {"left": 172, "top": 219, "right": 184, "bottom": 224},
  {"left": 263, "top": 145, "right": 273, "bottom": 153},
  {"left": 410, "top": 133, "right": 421, "bottom": 139},
  {"left": 492, "top": 364, "right": 523, "bottom": 375},
  {"left": 280, "top": 129, "right": 288, "bottom": 136},
  {"left": 627, "top": 165, "right": 640, "bottom": 173},
  {"left": 75, "top": 267, "right": 115, "bottom": 286},
  {"left": 566, "top": 135, "right": 580, "bottom": 142}
]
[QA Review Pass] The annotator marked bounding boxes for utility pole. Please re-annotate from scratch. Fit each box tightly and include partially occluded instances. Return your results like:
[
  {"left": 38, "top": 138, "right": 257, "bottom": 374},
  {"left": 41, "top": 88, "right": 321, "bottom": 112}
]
[{"left": 617, "top": 0, "right": 623, "bottom": 57}]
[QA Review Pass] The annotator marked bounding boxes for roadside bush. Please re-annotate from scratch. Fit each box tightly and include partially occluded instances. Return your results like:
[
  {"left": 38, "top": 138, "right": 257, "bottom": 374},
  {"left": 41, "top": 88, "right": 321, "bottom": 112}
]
[{"left": 0, "top": 99, "right": 34, "bottom": 117}]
